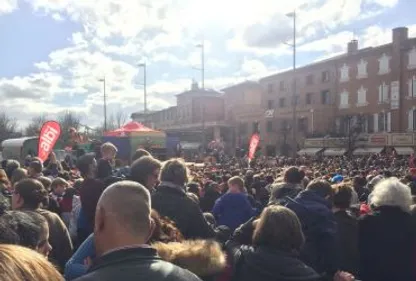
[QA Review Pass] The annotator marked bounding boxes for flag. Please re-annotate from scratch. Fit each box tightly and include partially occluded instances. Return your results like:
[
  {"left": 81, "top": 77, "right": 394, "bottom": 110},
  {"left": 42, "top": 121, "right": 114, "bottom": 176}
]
[
  {"left": 248, "top": 134, "right": 260, "bottom": 161},
  {"left": 38, "top": 121, "right": 61, "bottom": 162}
]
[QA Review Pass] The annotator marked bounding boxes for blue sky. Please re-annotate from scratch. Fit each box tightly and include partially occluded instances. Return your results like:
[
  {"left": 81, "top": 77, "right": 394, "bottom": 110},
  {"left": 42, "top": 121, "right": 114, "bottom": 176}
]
[{"left": 1, "top": 0, "right": 416, "bottom": 128}]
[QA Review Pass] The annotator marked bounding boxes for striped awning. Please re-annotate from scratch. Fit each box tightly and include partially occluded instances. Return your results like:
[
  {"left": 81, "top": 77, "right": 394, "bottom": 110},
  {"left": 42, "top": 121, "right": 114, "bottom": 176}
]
[
  {"left": 353, "top": 147, "right": 384, "bottom": 155},
  {"left": 297, "top": 148, "right": 323, "bottom": 156},
  {"left": 323, "top": 148, "right": 346, "bottom": 156},
  {"left": 394, "top": 147, "right": 414, "bottom": 155}
]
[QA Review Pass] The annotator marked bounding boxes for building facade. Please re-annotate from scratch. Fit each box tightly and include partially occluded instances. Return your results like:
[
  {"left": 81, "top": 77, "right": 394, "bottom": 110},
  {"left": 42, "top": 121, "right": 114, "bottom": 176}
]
[{"left": 131, "top": 26, "right": 416, "bottom": 157}]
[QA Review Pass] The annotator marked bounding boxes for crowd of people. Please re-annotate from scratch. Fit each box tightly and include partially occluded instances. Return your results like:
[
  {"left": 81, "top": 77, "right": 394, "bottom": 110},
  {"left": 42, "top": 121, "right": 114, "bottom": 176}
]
[{"left": 0, "top": 143, "right": 415, "bottom": 281}]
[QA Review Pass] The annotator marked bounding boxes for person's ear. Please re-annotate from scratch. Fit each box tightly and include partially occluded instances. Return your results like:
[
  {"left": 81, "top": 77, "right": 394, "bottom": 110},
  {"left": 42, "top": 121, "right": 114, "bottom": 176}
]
[
  {"left": 146, "top": 218, "right": 155, "bottom": 243},
  {"left": 94, "top": 206, "right": 106, "bottom": 233}
]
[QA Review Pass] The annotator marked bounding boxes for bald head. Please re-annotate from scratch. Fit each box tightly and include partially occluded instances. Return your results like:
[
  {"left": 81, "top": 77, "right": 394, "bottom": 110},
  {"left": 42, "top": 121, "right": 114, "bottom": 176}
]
[{"left": 97, "top": 180, "right": 151, "bottom": 236}]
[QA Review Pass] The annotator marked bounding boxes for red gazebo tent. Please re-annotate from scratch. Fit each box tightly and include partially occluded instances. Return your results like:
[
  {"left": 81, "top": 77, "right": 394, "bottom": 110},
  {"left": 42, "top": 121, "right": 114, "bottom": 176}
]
[{"left": 104, "top": 121, "right": 159, "bottom": 137}]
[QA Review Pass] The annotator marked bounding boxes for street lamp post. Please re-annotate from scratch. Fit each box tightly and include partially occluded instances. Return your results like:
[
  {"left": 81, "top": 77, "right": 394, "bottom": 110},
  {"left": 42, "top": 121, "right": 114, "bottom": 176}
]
[
  {"left": 138, "top": 63, "right": 147, "bottom": 114},
  {"left": 98, "top": 77, "right": 107, "bottom": 132},
  {"left": 286, "top": 10, "right": 297, "bottom": 156},
  {"left": 195, "top": 42, "right": 205, "bottom": 89}
]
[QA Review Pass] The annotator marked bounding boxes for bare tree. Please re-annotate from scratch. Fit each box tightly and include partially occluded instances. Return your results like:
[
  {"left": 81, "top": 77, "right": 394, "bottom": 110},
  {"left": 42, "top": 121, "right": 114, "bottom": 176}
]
[
  {"left": 24, "top": 115, "right": 48, "bottom": 136},
  {"left": 115, "top": 109, "right": 128, "bottom": 128},
  {"left": 0, "top": 113, "right": 20, "bottom": 142},
  {"left": 57, "top": 111, "right": 82, "bottom": 145}
]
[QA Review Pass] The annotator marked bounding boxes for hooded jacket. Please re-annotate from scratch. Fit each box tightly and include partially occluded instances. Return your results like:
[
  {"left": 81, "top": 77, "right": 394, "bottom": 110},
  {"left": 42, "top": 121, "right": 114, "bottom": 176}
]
[{"left": 285, "top": 190, "right": 338, "bottom": 277}]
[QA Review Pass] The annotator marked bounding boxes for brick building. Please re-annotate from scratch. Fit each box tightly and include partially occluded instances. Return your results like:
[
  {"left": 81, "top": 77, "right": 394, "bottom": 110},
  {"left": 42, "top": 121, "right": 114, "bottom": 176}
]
[{"left": 132, "top": 26, "right": 416, "bottom": 157}]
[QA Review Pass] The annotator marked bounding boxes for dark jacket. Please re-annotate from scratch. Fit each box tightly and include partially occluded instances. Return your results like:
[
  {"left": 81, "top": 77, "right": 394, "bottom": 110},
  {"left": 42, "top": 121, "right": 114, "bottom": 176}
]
[
  {"left": 38, "top": 209, "right": 73, "bottom": 270},
  {"left": 152, "top": 184, "right": 216, "bottom": 239},
  {"left": 74, "top": 247, "right": 202, "bottom": 281},
  {"left": 334, "top": 210, "right": 358, "bottom": 275},
  {"left": 212, "top": 192, "right": 255, "bottom": 231},
  {"left": 285, "top": 190, "right": 338, "bottom": 277},
  {"left": 269, "top": 183, "right": 303, "bottom": 206},
  {"left": 226, "top": 219, "right": 320, "bottom": 281},
  {"left": 358, "top": 206, "right": 416, "bottom": 281}
]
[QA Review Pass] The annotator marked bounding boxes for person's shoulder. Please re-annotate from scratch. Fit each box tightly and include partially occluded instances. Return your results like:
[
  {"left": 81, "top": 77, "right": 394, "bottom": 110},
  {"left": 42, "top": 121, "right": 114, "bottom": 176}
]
[{"left": 161, "top": 261, "right": 202, "bottom": 281}]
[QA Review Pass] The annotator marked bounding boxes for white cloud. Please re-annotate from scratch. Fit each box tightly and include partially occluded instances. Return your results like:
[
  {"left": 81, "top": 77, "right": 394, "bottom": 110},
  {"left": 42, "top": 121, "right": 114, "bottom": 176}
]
[
  {"left": 0, "top": 0, "right": 17, "bottom": 14},
  {"left": 0, "top": 0, "right": 405, "bottom": 129}
]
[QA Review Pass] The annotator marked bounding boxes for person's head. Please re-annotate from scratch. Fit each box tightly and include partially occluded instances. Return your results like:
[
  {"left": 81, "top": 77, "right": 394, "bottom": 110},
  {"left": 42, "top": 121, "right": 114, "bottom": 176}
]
[
  {"left": 37, "top": 176, "right": 52, "bottom": 192},
  {"left": 353, "top": 176, "right": 367, "bottom": 189},
  {"left": 11, "top": 168, "right": 28, "bottom": 187},
  {"left": 160, "top": 159, "right": 189, "bottom": 187},
  {"left": 186, "top": 182, "right": 200, "bottom": 198},
  {"left": 0, "top": 211, "right": 51, "bottom": 256},
  {"left": 76, "top": 153, "right": 97, "bottom": 179},
  {"left": 130, "top": 156, "right": 161, "bottom": 190},
  {"left": 306, "top": 179, "right": 333, "bottom": 200},
  {"left": 0, "top": 244, "right": 63, "bottom": 281},
  {"left": 369, "top": 177, "right": 413, "bottom": 212},
  {"left": 28, "top": 160, "right": 43, "bottom": 177},
  {"left": 149, "top": 209, "right": 184, "bottom": 243},
  {"left": 5, "top": 160, "right": 20, "bottom": 179},
  {"left": 101, "top": 142, "right": 118, "bottom": 160},
  {"left": 253, "top": 205, "right": 305, "bottom": 254},
  {"left": 132, "top": 149, "right": 151, "bottom": 163},
  {"left": 227, "top": 176, "right": 245, "bottom": 193},
  {"left": 12, "top": 179, "right": 49, "bottom": 210},
  {"left": 50, "top": 177, "right": 69, "bottom": 196},
  {"left": 284, "top": 167, "right": 304, "bottom": 184},
  {"left": 94, "top": 180, "right": 153, "bottom": 257},
  {"left": 332, "top": 183, "right": 353, "bottom": 210},
  {"left": 48, "top": 152, "right": 57, "bottom": 163}
]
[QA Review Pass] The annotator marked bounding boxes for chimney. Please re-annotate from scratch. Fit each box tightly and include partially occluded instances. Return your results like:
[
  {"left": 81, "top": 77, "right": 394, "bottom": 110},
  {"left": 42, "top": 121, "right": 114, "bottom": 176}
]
[
  {"left": 191, "top": 79, "right": 199, "bottom": 90},
  {"left": 347, "top": 39, "right": 358, "bottom": 54},
  {"left": 392, "top": 27, "right": 408, "bottom": 44}
]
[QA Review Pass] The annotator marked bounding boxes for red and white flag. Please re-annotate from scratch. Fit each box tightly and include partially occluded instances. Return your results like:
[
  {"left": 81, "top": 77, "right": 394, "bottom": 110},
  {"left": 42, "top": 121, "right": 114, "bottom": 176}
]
[
  {"left": 248, "top": 133, "right": 260, "bottom": 161},
  {"left": 38, "top": 121, "right": 61, "bottom": 162}
]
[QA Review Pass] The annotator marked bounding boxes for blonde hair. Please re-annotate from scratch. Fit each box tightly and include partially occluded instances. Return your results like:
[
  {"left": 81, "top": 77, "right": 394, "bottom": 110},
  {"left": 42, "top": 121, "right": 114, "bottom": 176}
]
[
  {"left": 101, "top": 142, "right": 118, "bottom": 154},
  {"left": 0, "top": 244, "right": 63, "bottom": 281}
]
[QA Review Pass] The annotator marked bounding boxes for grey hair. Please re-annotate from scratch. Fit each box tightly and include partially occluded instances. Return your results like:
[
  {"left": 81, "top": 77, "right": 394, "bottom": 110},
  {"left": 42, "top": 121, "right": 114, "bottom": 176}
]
[{"left": 368, "top": 177, "right": 413, "bottom": 212}]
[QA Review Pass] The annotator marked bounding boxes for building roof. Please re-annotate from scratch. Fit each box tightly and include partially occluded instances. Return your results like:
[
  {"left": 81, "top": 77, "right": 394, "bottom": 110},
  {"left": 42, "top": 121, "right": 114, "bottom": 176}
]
[
  {"left": 221, "top": 80, "right": 259, "bottom": 91},
  {"left": 175, "top": 88, "right": 223, "bottom": 97}
]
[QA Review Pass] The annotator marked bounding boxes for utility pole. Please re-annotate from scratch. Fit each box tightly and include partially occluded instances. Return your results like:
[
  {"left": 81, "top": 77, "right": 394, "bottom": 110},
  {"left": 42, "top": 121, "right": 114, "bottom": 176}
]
[
  {"left": 98, "top": 77, "right": 107, "bottom": 132},
  {"left": 196, "top": 42, "right": 205, "bottom": 89},
  {"left": 138, "top": 63, "right": 147, "bottom": 113},
  {"left": 286, "top": 10, "right": 297, "bottom": 156}
]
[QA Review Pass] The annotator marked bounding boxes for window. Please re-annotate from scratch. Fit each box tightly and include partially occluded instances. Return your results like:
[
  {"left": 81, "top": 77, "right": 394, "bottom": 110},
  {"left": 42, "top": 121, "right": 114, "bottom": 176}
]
[
  {"left": 298, "top": 118, "right": 307, "bottom": 132},
  {"left": 378, "top": 83, "right": 389, "bottom": 103},
  {"left": 267, "top": 83, "right": 273, "bottom": 93},
  {"left": 408, "top": 108, "right": 416, "bottom": 131},
  {"left": 306, "top": 74, "right": 314, "bottom": 85},
  {"left": 306, "top": 93, "right": 313, "bottom": 105},
  {"left": 293, "top": 95, "right": 300, "bottom": 106},
  {"left": 357, "top": 59, "right": 368, "bottom": 79},
  {"left": 408, "top": 47, "right": 416, "bottom": 70},
  {"left": 339, "top": 90, "right": 349, "bottom": 108},
  {"left": 378, "top": 112, "right": 387, "bottom": 132},
  {"left": 321, "top": 90, "right": 330, "bottom": 105},
  {"left": 378, "top": 53, "right": 391, "bottom": 75},
  {"left": 339, "top": 64, "right": 349, "bottom": 82},
  {"left": 357, "top": 86, "right": 368, "bottom": 106},
  {"left": 409, "top": 76, "right": 416, "bottom": 97},
  {"left": 266, "top": 121, "right": 273, "bottom": 132},
  {"left": 267, "top": 100, "right": 274, "bottom": 109},
  {"left": 279, "top": 97, "right": 286, "bottom": 108},
  {"left": 321, "top": 71, "right": 330, "bottom": 82},
  {"left": 279, "top": 81, "right": 285, "bottom": 91}
]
